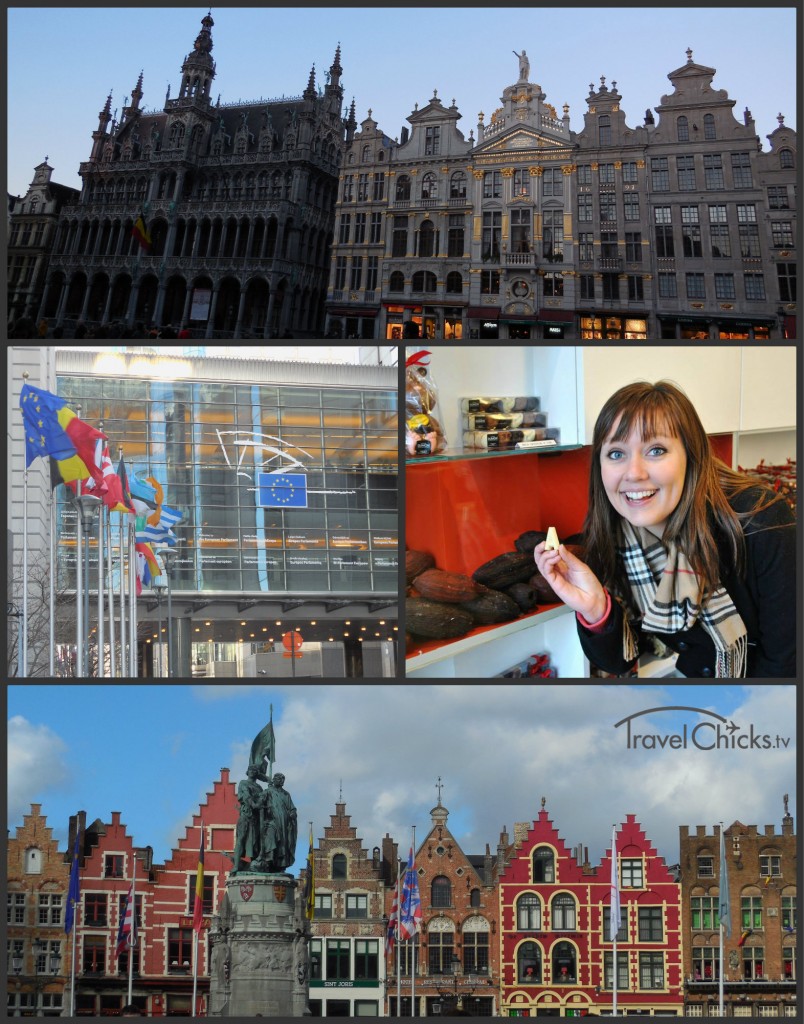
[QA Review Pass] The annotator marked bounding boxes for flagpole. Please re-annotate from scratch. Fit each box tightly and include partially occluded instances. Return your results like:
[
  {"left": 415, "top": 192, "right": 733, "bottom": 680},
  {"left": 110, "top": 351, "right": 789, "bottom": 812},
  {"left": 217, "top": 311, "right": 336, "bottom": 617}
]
[
  {"left": 96, "top": 461, "right": 106, "bottom": 677},
  {"left": 718, "top": 822, "right": 728, "bottom": 1018},
  {"left": 49, "top": 482, "right": 56, "bottom": 676},
  {"left": 411, "top": 824, "right": 416, "bottom": 1019},
  {"left": 20, "top": 372, "right": 30, "bottom": 677},
  {"left": 128, "top": 854, "right": 137, "bottom": 1004},
  {"left": 128, "top": 518, "right": 137, "bottom": 676},
  {"left": 75, "top": 477, "right": 84, "bottom": 678},
  {"left": 192, "top": 821, "right": 205, "bottom": 1017},
  {"left": 119, "top": 509, "right": 127, "bottom": 677},
  {"left": 396, "top": 850, "right": 401, "bottom": 1016},
  {"left": 22, "top": 466, "right": 29, "bottom": 677},
  {"left": 69, "top": 914, "right": 78, "bottom": 1016},
  {"left": 610, "top": 823, "right": 621, "bottom": 1018},
  {"left": 107, "top": 510, "right": 116, "bottom": 678}
]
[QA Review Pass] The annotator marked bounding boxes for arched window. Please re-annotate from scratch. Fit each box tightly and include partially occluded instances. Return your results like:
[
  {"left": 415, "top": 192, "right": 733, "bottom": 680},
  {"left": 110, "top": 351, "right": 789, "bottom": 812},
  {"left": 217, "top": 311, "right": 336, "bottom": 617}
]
[
  {"left": 362, "top": 145, "right": 371, "bottom": 163},
  {"left": 332, "top": 853, "right": 347, "bottom": 879},
  {"left": 421, "top": 172, "right": 438, "bottom": 201},
  {"left": 552, "top": 941, "right": 577, "bottom": 983},
  {"left": 170, "top": 121, "right": 185, "bottom": 148},
  {"left": 412, "top": 271, "right": 437, "bottom": 293},
  {"left": 704, "top": 113, "right": 716, "bottom": 140},
  {"left": 677, "top": 116, "right": 689, "bottom": 142},
  {"left": 419, "top": 220, "right": 435, "bottom": 257},
  {"left": 446, "top": 271, "right": 463, "bottom": 294},
  {"left": 779, "top": 149, "right": 794, "bottom": 169},
  {"left": 551, "top": 894, "right": 576, "bottom": 931},
  {"left": 469, "top": 887, "right": 481, "bottom": 907},
  {"left": 517, "top": 941, "right": 542, "bottom": 983},
  {"left": 431, "top": 875, "right": 451, "bottom": 908},
  {"left": 389, "top": 271, "right": 405, "bottom": 292},
  {"left": 516, "top": 893, "right": 541, "bottom": 931},
  {"left": 450, "top": 171, "right": 467, "bottom": 199},
  {"left": 532, "top": 847, "right": 555, "bottom": 883},
  {"left": 598, "top": 115, "right": 611, "bottom": 146},
  {"left": 396, "top": 175, "right": 411, "bottom": 201},
  {"left": 377, "top": 150, "right": 385, "bottom": 162}
]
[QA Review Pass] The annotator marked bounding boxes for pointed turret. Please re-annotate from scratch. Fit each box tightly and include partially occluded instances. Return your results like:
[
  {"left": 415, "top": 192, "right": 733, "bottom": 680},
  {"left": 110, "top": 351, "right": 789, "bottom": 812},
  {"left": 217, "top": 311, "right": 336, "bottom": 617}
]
[
  {"left": 97, "top": 92, "right": 113, "bottom": 134},
  {"left": 345, "top": 96, "right": 357, "bottom": 142},
  {"left": 304, "top": 65, "right": 317, "bottom": 102},
  {"left": 131, "top": 71, "right": 144, "bottom": 111},
  {"left": 176, "top": 11, "right": 216, "bottom": 106},
  {"left": 329, "top": 43, "right": 342, "bottom": 89}
]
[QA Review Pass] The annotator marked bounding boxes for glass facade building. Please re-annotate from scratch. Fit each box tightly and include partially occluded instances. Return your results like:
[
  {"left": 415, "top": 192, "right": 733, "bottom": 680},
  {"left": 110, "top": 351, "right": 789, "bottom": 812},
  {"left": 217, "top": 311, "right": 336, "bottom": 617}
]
[{"left": 56, "top": 375, "right": 397, "bottom": 596}]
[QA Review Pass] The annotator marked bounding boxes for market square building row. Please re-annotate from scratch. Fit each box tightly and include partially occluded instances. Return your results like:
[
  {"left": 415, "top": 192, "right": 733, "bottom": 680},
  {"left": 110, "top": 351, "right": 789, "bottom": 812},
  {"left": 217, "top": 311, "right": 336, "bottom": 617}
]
[{"left": 7, "top": 790, "right": 796, "bottom": 1016}]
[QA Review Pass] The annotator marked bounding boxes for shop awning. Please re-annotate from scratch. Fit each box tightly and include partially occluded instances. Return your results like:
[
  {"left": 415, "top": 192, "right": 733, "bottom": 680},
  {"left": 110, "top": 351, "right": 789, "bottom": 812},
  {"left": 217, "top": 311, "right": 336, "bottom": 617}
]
[
  {"left": 500, "top": 313, "right": 537, "bottom": 323},
  {"left": 468, "top": 306, "right": 501, "bottom": 318},
  {"left": 538, "top": 308, "right": 575, "bottom": 324}
]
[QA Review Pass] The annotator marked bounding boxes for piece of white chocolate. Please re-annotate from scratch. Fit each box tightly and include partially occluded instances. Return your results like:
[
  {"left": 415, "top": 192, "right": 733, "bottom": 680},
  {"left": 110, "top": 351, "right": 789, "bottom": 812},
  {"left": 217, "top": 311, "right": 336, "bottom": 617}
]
[{"left": 545, "top": 526, "right": 560, "bottom": 551}]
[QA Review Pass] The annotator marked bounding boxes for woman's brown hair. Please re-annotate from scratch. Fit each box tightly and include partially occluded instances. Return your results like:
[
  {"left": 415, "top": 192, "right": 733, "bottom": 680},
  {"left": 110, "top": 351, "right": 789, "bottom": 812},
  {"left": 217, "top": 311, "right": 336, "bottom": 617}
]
[{"left": 583, "top": 380, "right": 783, "bottom": 608}]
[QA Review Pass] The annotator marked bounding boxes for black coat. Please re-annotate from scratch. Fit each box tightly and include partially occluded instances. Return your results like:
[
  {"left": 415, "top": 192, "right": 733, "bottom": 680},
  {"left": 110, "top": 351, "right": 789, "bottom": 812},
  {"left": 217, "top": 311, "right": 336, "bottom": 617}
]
[{"left": 577, "top": 488, "right": 796, "bottom": 678}]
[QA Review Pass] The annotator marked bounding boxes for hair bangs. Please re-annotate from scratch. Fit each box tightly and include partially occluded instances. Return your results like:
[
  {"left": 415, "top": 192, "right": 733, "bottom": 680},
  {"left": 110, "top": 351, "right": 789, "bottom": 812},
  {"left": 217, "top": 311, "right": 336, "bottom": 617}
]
[{"left": 605, "top": 388, "right": 681, "bottom": 445}]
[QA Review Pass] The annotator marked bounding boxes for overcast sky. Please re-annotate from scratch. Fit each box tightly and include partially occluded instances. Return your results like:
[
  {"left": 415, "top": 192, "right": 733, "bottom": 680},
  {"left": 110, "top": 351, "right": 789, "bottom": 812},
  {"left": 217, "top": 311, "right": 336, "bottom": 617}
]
[
  {"left": 7, "top": 6, "right": 797, "bottom": 198},
  {"left": 8, "top": 683, "right": 797, "bottom": 873}
]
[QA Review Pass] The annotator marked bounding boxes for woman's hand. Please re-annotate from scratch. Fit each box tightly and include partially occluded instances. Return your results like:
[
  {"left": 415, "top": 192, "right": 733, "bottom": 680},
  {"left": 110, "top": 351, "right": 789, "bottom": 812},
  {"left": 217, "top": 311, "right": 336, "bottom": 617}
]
[{"left": 533, "top": 542, "right": 608, "bottom": 623}]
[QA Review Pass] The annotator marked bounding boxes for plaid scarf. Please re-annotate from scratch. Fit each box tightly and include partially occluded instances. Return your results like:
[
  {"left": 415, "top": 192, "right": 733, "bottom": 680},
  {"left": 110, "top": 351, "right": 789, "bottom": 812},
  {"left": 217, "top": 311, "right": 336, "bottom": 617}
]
[{"left": 619, "top": 519, "right": 747, "bottom": 678}]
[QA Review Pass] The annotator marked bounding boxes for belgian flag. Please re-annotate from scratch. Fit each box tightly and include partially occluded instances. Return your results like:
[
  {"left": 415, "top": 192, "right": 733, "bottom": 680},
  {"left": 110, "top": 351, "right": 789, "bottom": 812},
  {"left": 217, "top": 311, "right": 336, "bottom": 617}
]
[{"left": 131, "top": 213, "right": 152, "bottom": 252}]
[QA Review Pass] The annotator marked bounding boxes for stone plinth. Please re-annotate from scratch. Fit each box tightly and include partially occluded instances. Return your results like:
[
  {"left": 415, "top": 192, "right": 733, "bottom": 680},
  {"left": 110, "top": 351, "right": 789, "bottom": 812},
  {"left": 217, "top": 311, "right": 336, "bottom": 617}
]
[{"left": 208, "top": 873, "right": 310, "bottom": 1017}]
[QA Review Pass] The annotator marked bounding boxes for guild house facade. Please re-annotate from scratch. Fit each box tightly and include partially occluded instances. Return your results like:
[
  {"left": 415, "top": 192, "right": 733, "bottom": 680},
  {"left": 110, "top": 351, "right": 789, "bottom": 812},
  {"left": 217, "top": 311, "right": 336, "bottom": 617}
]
[{"left": 325, "top": 50, "right": 796, "bottom": 341}]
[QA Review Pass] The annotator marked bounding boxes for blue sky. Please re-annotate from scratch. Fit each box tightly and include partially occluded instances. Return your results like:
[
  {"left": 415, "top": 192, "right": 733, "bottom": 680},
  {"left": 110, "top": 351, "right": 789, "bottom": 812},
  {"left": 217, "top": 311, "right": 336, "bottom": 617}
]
[
  {"left": 7, "top": 6, "right": 797, "bottom": 198},
  {"left": 8, "top": 683, "right": 797, "bottom": 874}
]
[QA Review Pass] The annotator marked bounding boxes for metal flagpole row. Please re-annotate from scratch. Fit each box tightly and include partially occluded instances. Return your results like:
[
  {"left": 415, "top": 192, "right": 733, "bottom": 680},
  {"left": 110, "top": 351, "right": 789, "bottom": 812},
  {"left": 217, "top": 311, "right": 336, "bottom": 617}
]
[
  {"left": 96, "top": 424, "right": 106, "bottom": 677},
  {"left": 129, "top": 517, "right": 138, "bottom": 676},
  {"left": 107, "top": 510, "right": 116, "bottom": 678},
  {"left": 119, "top": 508, "right": 127, "bottom": 677},
  {"left": 49, "top": 480, "right": 56, "bottom": 676}
]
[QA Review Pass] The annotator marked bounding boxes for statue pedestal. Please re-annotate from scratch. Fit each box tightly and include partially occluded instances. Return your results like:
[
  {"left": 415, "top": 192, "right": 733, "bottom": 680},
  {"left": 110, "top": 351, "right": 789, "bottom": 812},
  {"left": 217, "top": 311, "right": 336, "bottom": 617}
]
[{"left": 208, "top": 873, "right": 310, "bottom": 1017}]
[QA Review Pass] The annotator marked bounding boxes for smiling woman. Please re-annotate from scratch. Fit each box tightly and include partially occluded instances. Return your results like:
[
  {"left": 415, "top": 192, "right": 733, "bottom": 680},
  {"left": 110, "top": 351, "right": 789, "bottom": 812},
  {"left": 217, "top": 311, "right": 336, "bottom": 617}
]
[{"left": 533, "top": 381, "right": 796, "bottom": 679}]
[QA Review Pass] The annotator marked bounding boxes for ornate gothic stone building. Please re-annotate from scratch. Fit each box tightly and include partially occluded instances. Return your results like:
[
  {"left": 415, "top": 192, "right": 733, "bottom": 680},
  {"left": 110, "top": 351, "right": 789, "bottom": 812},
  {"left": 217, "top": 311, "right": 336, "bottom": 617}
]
[
  {"left": 19, "top": 13, "right": 351, "bottom": 338},
  {"left": 325, "top": 51, "right": 797, "bottom": 341}
]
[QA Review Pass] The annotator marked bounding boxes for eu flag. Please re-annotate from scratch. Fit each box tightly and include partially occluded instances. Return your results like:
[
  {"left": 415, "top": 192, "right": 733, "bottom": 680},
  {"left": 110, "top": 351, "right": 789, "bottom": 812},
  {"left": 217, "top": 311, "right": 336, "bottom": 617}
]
[
  {"left": 258, "top": 472, "right": 308, "bottom": 508},
  {"left": 20, "top": 383, "right": 107, "bottom": 485}
]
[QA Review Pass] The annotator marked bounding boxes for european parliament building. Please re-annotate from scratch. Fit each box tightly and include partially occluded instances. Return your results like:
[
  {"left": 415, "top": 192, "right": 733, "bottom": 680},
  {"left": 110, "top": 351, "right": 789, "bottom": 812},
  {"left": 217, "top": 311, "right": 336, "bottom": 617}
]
[{"left": 7, "top": 346, "right": 398, "bottom": 678}]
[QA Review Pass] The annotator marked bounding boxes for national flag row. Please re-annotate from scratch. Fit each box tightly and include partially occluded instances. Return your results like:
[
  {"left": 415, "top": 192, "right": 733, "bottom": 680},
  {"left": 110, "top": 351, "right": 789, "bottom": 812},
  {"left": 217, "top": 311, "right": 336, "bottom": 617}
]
[{"left": 20, "top": 382, "right": 182, "bottom": 588}]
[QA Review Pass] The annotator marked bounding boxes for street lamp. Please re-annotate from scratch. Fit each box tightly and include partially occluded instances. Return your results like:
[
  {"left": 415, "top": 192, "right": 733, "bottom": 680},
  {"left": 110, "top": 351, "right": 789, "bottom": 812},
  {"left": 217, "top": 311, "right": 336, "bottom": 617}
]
[
  {"left": 152, "top": 578, "right": 167, "bottom": 677},
  {"left": 158, "top": 546, "right": 179, "bottom": 677},
  {"left": 73, "top": 493, "right": 102, "bottom": 677}
]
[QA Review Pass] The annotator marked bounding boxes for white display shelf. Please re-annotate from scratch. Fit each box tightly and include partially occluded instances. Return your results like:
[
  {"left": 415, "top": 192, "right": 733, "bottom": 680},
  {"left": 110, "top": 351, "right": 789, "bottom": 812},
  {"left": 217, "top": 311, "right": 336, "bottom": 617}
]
[{"left": 406, "top": 603, "right": 588, "bottom": 679}]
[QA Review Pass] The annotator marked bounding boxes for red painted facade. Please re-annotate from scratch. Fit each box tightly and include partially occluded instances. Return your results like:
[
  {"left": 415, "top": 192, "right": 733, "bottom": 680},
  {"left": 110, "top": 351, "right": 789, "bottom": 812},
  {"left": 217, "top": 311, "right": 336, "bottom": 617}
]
[
  {"left": 499, "top": 809, "right": 682, "bottom": 1016},
  {"left": 70, "top": 769, "right": 238, "bottom": 1016}
]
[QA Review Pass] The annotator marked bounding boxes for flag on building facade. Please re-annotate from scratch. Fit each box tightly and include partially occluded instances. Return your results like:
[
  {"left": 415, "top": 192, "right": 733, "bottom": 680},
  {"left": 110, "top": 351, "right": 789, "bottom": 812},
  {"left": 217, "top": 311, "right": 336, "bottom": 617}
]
[
  {"left": 64, "top": 831, "right": 81, "bottom": 935},
  {"left": 737, "top": 929, "right": 751, "bottom": 947},
  {"left": 193, "top": 826, "right": 205, "bottom": 932},
  {"left": 399, "top": 847, "right": 422, "bottom": 940},
  {"left": 20, "top": 383, "right": 107, "bottom": 486},
  {"left": 117, "top": 454, "right": 135, "bottom": 511},
  {"left": 718, "top": 826, "right": 732, "bottom": 938},
  {"left": 131, "top": 214, "right": 152, "bottom": 252},
  {"left": 116, "top": 884, "right": 135, "bottom": 957},
  {"left": 304, "top": 826, "right": 315, "bottom": 921},
  {"left": 608, "top": 824, "right": 622, "bottom": 941},
  {"left": 99, "top": 444, "right": 135, "bottom": 512},
  {"left": 385, "top": 888, "right": 398, "bottom": 955}
]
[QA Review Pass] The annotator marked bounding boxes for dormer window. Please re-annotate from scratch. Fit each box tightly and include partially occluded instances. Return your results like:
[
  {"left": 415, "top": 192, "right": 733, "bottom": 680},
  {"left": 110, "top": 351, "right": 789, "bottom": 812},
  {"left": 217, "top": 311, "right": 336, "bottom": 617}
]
[
  {"left": 779, "top": 149, "right": 794, "bottom": 169},
  {"left": 598, "top": 115, "right": 611, "bottom": 146},
  {"left": 25, "top": 848, "right": 42, "bottom": 874},
  {"left": 677, "top": 116, "right": 689, "bottom": 142},
  {"left": 704, "top": 113, "right": 716, "bottom": 140},
  {"left": 425, "top": 126, "right": 440, "bottom": 156}
]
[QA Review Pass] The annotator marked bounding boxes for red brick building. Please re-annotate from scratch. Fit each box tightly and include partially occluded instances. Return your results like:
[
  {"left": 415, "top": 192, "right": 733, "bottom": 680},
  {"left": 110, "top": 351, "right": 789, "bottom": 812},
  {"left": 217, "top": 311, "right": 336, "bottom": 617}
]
[
  {"left": 7, "top": 804, "right": 71, "bottom": 1016},
  {"left": 499, "top": 805, "right": 683, "bottom": 1016},
  {"left": 388, "top": 793, "right": 500, "bottom": 1017},
  {"left": 69, "top": 768, "right": 238, "bottom": 1016},
  {"left": 679, "top": 808, "right": 797, "bottom": 1017},
  {"left": 306, "top": 800, "right": 392, "bottom": 1016}
]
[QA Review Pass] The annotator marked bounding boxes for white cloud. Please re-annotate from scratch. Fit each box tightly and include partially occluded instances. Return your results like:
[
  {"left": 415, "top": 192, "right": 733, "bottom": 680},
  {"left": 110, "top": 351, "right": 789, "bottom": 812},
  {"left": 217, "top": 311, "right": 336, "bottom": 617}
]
[
  {"left": 7, "top": 716, "right": 72, "bottom": 827},
  {"left": 208, "top": 684, "right": 797, "bottom": 872}
]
